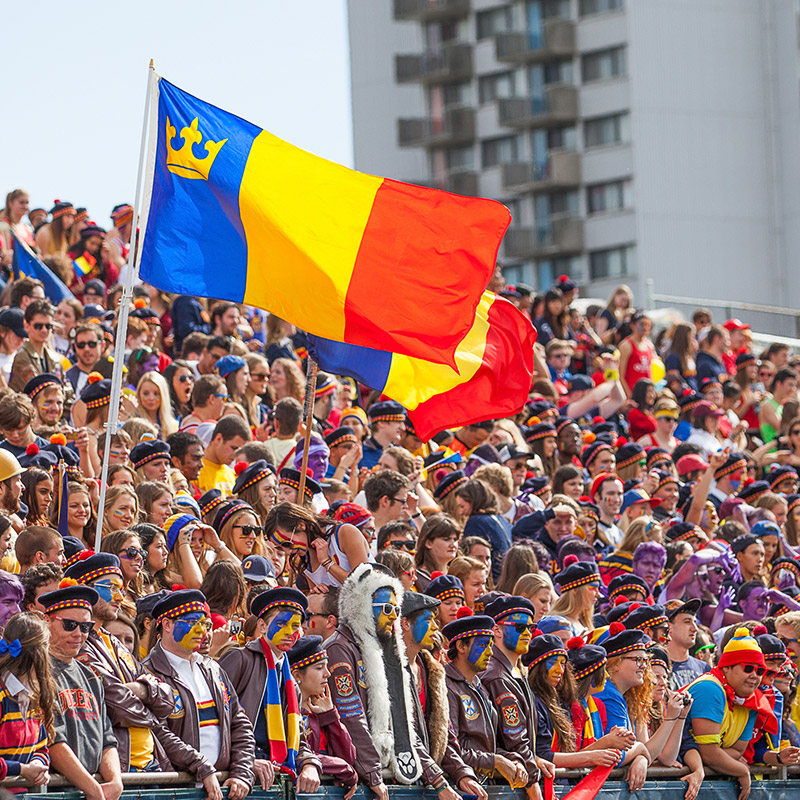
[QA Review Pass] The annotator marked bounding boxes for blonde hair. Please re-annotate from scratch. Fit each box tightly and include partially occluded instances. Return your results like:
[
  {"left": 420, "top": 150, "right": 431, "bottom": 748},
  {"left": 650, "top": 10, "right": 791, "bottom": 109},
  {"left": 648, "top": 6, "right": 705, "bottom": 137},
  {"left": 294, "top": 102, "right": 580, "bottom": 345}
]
[
  {"left": 220, "top": 507, "right": 266, "bottom": 560},
  {"left": 513, "top": 571, "right": 553, "bottom": 599},
  {"left": 447, "top": 556, "right": 487, "bottom": 586},
  {"left": 617, "top": 516, "right": 662, "bottom": 554},
  {"left": 493, "top": 419, "right": 528, "bottom": 449},
  {"left": 102, "top": 484, "right": 139, "bottom": 536},
  {"left": 472, "top": 463, "right": 515, "bottom": 499},
  {"left": 120, "top": 417, "right": 159, "bottom": 446},
  {"left": 135, "top": 372, "right": 178, "bottom": 437},
  {"left": 551, "top": 583, "right": 595, "bottom": 632},
  {"left": 271, "top": 358, "right": 305, "bottom": 403},
  {"left": 606, "top": 653, "right": 655, "bottom": 732}
]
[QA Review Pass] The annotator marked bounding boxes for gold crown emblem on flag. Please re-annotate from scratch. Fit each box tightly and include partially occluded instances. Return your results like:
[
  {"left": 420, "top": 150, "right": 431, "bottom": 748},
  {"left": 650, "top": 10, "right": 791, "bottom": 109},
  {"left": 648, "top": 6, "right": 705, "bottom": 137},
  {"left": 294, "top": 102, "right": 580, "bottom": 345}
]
[{"left": 165, "top": 117, "right": 227, "bottom": 180}]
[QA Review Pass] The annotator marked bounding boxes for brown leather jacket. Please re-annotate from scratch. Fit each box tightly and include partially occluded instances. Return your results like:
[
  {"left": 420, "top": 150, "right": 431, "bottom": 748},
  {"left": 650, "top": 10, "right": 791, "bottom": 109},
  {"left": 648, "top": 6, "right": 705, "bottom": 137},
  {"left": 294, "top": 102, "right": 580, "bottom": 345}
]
[
  {"left": 302, "top": 706, "right": 358, "bottom": 787},
  {"left": 9, "top": 341, "right": 64, "bottom": 393},
  {"left": 324, "top": 625, "right": 384, "bottom": 787},
  {"left": 77, "top": 628, "right": 214, "bottom": 776},
  {"left": 414, "top": 652, "right": 476, "bottom": 787},
  {"left": 217, "top": 640, "right": 320, "bottom": 774},
  {"left": 326, "top": 625, "right": 446, "bottom": 789},
  {"left": 444, "top": 661, "right": 499, "bottom": 779},
  {"left": 143, "top": 642, "right": 255, "bottom": 787},
  {"left": 481, "top": 648, "right": 540, "bottom": 785}
]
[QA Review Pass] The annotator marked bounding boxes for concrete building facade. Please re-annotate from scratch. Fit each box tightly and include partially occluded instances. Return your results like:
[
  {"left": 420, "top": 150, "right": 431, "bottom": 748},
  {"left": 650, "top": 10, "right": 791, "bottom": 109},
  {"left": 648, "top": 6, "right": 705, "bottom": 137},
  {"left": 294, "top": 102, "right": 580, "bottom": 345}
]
[{"left": 347, "top": 0, "right": 800, "bottom": 335}]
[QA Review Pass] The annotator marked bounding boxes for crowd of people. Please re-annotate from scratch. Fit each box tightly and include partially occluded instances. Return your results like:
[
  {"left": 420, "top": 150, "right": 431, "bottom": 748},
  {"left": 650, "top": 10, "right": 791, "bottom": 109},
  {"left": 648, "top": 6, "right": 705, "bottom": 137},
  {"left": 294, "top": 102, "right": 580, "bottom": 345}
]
[{"left": 0, "top": 194, "right": 798, "bottom": 800}]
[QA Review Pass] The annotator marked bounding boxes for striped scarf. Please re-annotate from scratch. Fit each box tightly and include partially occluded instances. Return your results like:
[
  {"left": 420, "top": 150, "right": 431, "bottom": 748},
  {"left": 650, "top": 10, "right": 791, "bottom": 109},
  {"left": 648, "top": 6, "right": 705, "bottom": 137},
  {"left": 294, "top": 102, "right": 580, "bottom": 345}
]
[{"left": 260, "top": 639, "right": 300, "bottom": 774}]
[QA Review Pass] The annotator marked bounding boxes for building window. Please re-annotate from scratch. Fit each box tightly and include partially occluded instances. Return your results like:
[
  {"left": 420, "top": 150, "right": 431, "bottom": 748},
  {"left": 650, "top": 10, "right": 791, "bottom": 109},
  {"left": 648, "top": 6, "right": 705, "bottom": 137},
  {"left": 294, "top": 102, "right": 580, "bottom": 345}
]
[
  {"left": 586, "top": 179, "right": 633, "bottom": 214},
  {"left": 589, "top": 245, "right": 635, "bottom": 280},
  {"left": 478, "top": 72, "right": 516, "bottom": 104},
  {"left": 447, "top": 145, "right": 475, "bottom": 171},
  {"left": 542, "top": 59, "right": 575, "bottom": 86},
  {"left": 584, "top": 113, "right": 630, "bottom": 148},
  {"left": 443, "top": 82, "right": 473, "bottom": 108},
  {"left": 579, "top": 0, "right": 623, "bottom": 15},
  {"left": 582, "top": 47, "right": 627, "bottom": 82},
  {"left": 538, "top": 0, "right": 571, "bottom": 20},
  {"left": 547, "top": 125, "right": 578, "bottom": 151},
  {"left": 482, "top": 136, "right": 519, "bottom": 168},
  {"left": 476, "top": 6, "right": 514, "bottom": 39}
]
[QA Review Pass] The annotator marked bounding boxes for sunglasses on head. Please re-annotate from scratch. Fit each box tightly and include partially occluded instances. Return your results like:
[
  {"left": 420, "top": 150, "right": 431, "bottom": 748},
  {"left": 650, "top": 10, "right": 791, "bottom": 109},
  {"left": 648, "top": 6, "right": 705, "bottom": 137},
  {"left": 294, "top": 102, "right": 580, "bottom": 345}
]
[
  {"left": 741, "top": 664, "right": 765, "bottom": 676},
  {"left": 32, "top": 322, "right": 53, "bottom": 331},
  {"left": 75, "top": 340, "right": 98, "bottom": 349},
  {"left": 53, "top": 616, "right": 93, "bottom": 634},
  {"left": 119, "top": 546, "right": 145, "bottom": 561}
]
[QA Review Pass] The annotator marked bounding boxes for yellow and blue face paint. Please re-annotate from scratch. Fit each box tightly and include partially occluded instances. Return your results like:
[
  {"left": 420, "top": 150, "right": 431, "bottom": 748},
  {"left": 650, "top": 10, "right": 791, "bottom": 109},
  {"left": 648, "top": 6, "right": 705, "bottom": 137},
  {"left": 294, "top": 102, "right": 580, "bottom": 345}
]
[
  {"left": 173, "top": 613, "right": 208, "bottom": 652},
  {"left": 500, "top": 612, "right": 535, "bottom": 654},
  {"left": 92, "top": 577, "right": 124, "bottom": 604},
  {"left": 267, "top": 610, "right": 303, "bottom": 651},
  {"left": 411, "top": 608, "right": 439, "bottom": 649},
  {"left": 545, "top": 654, "right": 567, "bottom": 687},
  {"left": 467, "top": 634, "right": 493, "bottom": 670},
  {"left": 372, "top": 588, "right": 399, "bottom": 636}
]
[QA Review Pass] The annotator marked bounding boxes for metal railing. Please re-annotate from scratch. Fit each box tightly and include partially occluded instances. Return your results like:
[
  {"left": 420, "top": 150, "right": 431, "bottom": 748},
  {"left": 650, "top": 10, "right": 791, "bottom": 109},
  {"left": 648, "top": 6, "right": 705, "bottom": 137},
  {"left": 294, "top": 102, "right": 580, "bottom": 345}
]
[{"left": 646, "top": 279, "right": 800, "bottom": 339}]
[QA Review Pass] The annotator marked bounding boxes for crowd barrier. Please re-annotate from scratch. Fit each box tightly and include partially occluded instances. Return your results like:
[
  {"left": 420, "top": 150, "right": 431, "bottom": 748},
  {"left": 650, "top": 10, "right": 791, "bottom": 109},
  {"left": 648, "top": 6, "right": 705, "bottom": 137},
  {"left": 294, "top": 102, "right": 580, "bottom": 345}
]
[{"left": 9, "top": 769, "right": 800, "bottom": 800}]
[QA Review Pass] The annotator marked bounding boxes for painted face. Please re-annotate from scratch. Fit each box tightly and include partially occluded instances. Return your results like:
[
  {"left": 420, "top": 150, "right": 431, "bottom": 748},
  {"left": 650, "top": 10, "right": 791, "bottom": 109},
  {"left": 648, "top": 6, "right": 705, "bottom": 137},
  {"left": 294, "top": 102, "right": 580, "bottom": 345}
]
[
  {"left": 294, "top": 442, "right": 329, "bottom": 481},
  {"left": 545, "top": 654, "right": 567, "bottom": 687},
  {"left": 172, "top": 612, "right": 208, "bottom": 652},
  {"left": 411, "top": 608, "right": 439, "bottom": 649},
  {"left": 372, "top": 588, "right": 399, "bottom": 638},
  {"left": 266, "top": 610, "right": 303, "bottom": 651},
  {"left": 0, "top": 582, "right": 22, "bottom": 630},
  {"left": 499, "top": 611, "right": 535, "bottom": 654},
  {"left": 467, "top": 634, "right": 493, "bottom": 670}
]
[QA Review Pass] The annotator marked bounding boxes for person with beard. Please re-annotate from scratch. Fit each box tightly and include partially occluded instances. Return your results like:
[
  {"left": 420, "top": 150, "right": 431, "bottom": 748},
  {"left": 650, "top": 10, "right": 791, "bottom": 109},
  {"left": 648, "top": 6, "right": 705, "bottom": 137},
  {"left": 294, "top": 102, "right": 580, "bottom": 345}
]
[
  {"left": 144, "top": 589, "right": 255, "bottom": 799},
  {"left": 41, "top": 582, "right": 122, "bottom": 800},
  {"left": 399, "top": 593, "right": 485, "bottom": 800},
  {"left": 482, "top": 596, "right": 549, "bottom": 799},
  {"left": 326, "top": 563, "right": 459, "bottom": 800},
  {"left": 66, "top": 554, "right": 220, "bottom": 794},
  {"left": 218, "top": 588, "right": 320, "bottom": 794}
]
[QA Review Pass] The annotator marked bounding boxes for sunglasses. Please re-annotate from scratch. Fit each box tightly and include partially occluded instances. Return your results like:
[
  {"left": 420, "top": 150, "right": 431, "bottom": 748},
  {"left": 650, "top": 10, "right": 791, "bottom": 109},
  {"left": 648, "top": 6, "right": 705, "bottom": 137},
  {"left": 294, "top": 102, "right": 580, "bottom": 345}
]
[
  {"left": 236, "top": 525, "right": 263, "bottom": 538},
  {"left": 119, "top": 546, "right": 145, "bottom": 561},
  {"left": 250, "top": 373, "right": 268, "bottom": 380},
  {"left": 75, "top": 340, "right": 99, "bottom": 349},
  {"left": 499, "top": 621, "right": 536, "bottom": 634},
  {"left": 741, "top": 664, "right": 766, "bottom": 676},
  {"left": 708, "top": 566, "right": 726, "bottom": 575},
  {"left": 32, "top": 322, "right": 54, "bottom": 331},
  {"left": 53, "top": 616, "right": 93, "bottom": 634},
  {"left": 372, "top": 602, "right": 400, "bottom": 617},
  {"left": 177, "top": 374, "right": 194, "bottom": 383},
  {"left": 390, "top": 540, "right": 416, "bottom": 553}
]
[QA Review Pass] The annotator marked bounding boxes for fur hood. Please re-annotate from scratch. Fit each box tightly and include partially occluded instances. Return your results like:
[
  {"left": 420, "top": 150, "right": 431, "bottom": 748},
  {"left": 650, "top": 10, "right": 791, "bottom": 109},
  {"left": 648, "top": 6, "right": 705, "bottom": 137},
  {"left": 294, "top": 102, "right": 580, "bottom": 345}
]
[
  {"left": 338, "top": 563, "right": 423, "bottom": 784},
  {"left": 419, "top": 650, "right": 448, "bottom": 764}
]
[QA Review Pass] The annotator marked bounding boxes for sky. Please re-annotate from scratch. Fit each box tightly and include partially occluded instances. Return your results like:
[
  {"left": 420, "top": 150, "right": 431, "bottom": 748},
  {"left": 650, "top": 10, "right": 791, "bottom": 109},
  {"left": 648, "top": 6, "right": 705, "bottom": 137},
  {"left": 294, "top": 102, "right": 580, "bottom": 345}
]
[{"left": 1, "top": 0, "right": 353, "bottom": 226}]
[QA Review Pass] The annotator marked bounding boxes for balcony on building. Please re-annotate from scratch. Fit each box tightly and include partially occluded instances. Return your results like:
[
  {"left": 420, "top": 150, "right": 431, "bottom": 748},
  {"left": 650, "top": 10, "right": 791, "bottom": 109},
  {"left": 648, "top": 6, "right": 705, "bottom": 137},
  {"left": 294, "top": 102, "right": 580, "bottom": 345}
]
[
  {"left": 501, "top": 150, "right": 581, "bottom": 193},
  {"left": 393, "top": 0, "right": 470, "bottom": 22},
  {"left": 446, "top": 171, "right": 479, "bottom": 196},
  {"left": 498, "top": 86, "right": 578, "bottom": 129},
  {"left": 395, "top": 43, "right": 473, "bottom": 84},
  {"left": 503, "top": 215, "right": 584, "bottom": 260},
  {"left": 397, "top": 107, "right": 476, "bottom": 148},
  {"left": 494, "top": 19, "right": 576, "bottom": 64}
]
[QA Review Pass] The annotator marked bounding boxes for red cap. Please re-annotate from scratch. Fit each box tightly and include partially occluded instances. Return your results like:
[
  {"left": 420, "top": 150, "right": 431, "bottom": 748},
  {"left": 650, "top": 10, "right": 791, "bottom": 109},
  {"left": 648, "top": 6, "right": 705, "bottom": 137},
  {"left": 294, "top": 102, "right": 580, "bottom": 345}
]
[
  {"left": 723, "top": 318, "right": 751, "bottom": 331},
  {"left": 590, "top": 472, "right": 622, "bottom": 501},
  {"left": 676, "top": 454, "right": 710, "bottom": 476},
  {"left": 693, "top": 401, "right": 724, "bottom": 420}
]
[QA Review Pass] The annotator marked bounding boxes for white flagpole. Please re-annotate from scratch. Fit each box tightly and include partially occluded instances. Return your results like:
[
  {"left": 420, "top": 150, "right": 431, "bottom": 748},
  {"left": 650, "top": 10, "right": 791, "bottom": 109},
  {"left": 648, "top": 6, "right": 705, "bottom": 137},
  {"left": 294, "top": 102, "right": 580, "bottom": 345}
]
[{"left": 94, "top": 60, "right": 158, "bottom": 550}]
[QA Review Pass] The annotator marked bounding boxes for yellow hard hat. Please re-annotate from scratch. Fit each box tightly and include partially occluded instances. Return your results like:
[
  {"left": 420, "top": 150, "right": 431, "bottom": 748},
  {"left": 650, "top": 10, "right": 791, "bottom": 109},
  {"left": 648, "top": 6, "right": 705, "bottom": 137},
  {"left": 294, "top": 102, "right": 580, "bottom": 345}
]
[{"left": 0, "top": 450, "right": 24, "bottom": 482}]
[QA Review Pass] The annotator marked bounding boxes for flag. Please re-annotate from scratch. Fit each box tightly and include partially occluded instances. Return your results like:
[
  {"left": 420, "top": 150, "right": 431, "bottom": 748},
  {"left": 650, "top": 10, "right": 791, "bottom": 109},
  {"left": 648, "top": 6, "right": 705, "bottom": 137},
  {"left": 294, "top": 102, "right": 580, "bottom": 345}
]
[
  {"left": 12, "top": 236, "right": 75, "bottom": 304},
  {"left": 307, "top": 293, "right": 536, "bottom": 441},
  {"left": 138, "top": 76, "right": 510, "bottom": 368}
]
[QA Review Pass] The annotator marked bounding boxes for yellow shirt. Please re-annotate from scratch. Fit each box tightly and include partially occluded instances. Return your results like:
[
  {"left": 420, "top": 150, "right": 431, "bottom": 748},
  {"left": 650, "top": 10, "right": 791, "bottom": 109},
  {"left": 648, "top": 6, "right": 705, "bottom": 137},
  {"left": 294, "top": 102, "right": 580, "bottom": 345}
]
[
  {"left": 98, "top": 631, "right": 154, "bottom": 769},
  {"left": 197, "top": 459, "right": 236, "bottom": 496}
]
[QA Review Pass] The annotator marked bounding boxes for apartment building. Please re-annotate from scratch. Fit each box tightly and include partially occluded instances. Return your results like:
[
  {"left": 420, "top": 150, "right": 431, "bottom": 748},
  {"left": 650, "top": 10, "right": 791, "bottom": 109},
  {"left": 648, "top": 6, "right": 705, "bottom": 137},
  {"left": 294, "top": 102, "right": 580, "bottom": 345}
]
[{"left": 348, "top": 0, "right": 800, "bottom": 335}]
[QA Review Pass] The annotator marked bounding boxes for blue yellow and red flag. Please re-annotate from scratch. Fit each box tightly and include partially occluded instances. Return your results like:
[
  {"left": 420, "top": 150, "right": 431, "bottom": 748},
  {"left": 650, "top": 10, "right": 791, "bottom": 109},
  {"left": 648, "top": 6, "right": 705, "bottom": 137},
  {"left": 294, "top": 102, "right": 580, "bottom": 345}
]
[
  {"left": 12, "top": 235, "right": 75, "bottom": 304},
  {"left": 138, "top": 76, "right": 510, "bottom": 367},
  {"left": 307, "top": 292, "right": 536, "bottom": 441}
]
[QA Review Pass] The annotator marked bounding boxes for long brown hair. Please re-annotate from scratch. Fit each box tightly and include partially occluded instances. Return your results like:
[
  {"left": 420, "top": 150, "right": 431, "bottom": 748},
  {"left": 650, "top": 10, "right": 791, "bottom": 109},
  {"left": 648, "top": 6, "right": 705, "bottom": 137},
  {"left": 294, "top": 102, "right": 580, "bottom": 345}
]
[
  {"left": 414, "top": 514, "right": 461, "bottom": 572},
  {"left": 527, "top": 656, "right": 576, "bottom": 752},
  {"left": 0, "top": 613, "right": 58, "bottom": 741}
]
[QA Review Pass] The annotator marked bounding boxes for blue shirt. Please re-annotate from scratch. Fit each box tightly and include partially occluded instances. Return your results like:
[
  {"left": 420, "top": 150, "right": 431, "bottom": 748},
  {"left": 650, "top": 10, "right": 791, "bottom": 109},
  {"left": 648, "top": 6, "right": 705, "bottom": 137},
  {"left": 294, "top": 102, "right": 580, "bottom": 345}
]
[{"left": 595, "top": 680, "right": 632, "bottom": 732}]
